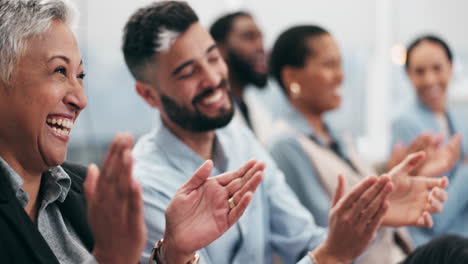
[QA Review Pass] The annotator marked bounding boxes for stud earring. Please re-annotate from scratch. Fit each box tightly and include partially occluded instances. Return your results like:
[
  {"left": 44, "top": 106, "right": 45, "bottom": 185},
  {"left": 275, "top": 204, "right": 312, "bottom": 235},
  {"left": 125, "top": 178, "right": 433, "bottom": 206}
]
[{"left": 290, "top": 82, "right": 301, "bottom": 99}]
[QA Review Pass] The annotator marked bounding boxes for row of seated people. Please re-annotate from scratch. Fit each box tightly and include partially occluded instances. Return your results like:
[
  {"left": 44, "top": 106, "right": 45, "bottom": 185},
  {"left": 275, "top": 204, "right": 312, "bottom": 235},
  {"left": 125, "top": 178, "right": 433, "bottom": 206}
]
[
  {"left": 0, "top": 0, "right": 466, "bottom": 264},
  {"left": 211, "top": 8, "right": 468, "bottom": 264}
]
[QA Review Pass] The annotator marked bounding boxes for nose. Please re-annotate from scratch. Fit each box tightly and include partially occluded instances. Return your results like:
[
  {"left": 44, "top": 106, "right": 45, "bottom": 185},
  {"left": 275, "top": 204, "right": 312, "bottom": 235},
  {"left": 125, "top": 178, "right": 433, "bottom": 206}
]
[
  {"left": 65, "top": 80, "right": 87, "bottom": 111},
  {"left": 336, "top": 68, "right": 344, "bottom": 83},
  {"left": 255, "top": 37, "right": 264, "bottom": 53},
  {"left": 422, "top": 71, "right": 437, "bottom": 87},
  {"left": 200, "top": 62, "right": 222, "bottom": 88}
]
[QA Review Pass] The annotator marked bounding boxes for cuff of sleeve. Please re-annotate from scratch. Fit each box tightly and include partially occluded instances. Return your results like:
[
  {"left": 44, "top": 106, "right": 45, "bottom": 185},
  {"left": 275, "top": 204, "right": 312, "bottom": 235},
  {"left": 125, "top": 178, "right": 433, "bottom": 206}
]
[
  {"left": 83, "top": 255, "right": 100, "bottom": 264},
  {"left": 297, "top": 254, "right": 315, "bottom": 264}
]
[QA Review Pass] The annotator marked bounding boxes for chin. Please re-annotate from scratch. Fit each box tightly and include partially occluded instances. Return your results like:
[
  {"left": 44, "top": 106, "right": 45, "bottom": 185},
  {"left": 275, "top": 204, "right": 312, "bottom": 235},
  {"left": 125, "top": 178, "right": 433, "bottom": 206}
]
[
  {"left": 424, "top": 99, "right": 445, "bottom": 113},
  {"left": 44, "top": 152, "right": 67, "bottom": 168},
  {"left": 328, "top": 100, "right": 342, "bottom": 111}
]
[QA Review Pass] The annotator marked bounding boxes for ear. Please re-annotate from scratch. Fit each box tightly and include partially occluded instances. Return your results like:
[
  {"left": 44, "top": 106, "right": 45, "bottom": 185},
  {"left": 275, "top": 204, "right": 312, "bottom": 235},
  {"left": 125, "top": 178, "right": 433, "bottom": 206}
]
[
  {"left": 135, "top": 81, "right": 161, "bottom": 109},
  {"left": 281, "top": 66, "right": 297, "bottom": 92},
  {"left": 447, "top": 61, "right": 454, "bottom": 76}
]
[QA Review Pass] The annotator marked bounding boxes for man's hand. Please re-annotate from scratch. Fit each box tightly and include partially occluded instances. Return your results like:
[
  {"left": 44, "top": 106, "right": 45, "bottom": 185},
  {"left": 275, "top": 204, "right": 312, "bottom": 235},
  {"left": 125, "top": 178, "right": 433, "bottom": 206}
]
[
  {"left": 311, "top": 175, "right": 393, "bottom": 264},
  {"left": 384, "top": 152, "right": 449, "bottom": 227},
  {"left": 162, "top": 160, "right": 265, "bottom": 263},
  {"left": 84, "top": 134, "right": 146, "bottom": 264}
]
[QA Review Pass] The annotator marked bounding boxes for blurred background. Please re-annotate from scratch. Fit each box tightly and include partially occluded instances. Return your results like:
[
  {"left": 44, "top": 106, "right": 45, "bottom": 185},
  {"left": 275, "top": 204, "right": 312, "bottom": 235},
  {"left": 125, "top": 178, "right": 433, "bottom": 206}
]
[{"left": 69, "top": 0, "right": 468, "bottom": 165}]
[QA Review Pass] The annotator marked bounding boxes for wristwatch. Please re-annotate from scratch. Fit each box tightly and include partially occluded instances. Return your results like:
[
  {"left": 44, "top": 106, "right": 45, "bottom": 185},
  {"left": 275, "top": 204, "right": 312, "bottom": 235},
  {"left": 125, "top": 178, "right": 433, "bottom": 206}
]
[{"left": 150, "top": 239, "right": 200, "bottom": 264}]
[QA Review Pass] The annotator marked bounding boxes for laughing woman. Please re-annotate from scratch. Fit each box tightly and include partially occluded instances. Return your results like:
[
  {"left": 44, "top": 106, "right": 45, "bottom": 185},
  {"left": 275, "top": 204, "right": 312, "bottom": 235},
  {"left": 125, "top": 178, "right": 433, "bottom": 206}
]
[
  {"left": 0, "top": 1, "right": 147, "bottom": 263},
  {"left": 0, "top": 1, "right": 264, "bottom": 263}
]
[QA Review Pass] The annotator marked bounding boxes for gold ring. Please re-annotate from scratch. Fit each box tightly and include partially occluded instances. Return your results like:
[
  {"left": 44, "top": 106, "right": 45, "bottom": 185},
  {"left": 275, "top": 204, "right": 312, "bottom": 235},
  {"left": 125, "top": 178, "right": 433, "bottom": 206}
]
[{"left": 228, "top": 197, "right": 235, "bottom": 209}]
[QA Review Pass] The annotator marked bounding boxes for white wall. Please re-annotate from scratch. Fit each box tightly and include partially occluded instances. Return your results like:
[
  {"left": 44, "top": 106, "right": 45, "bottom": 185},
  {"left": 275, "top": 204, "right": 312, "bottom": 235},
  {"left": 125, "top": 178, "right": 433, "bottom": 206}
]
[{"left": 68, "top": 0, "right": 468, "bottom": 164}]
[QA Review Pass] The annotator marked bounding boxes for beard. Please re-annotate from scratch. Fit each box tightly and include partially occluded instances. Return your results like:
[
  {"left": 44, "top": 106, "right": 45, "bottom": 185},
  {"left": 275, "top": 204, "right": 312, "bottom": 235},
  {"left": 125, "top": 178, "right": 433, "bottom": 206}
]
[
  {"left": 160, "top": 79, "right": 235, "bottom": 132},
  {"left": 227, "top": 49, "right": 267, "bottom": 88}
]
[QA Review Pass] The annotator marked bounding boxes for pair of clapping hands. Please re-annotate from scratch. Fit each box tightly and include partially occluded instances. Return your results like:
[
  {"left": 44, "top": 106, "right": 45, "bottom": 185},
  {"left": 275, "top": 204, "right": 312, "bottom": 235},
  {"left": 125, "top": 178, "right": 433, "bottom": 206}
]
[{"left": 84, "top": 134, "right": 448, "bottom": 264}]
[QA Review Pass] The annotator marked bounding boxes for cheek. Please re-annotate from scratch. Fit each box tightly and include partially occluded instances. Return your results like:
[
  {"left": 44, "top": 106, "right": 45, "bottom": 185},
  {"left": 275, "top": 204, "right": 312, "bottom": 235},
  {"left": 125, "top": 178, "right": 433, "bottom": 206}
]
[
  {"left": 219, "top": 60, "right": 229, "bottom": 78},
  {"left": 439, "top": 74, "right": 451, "bottom": 90}
]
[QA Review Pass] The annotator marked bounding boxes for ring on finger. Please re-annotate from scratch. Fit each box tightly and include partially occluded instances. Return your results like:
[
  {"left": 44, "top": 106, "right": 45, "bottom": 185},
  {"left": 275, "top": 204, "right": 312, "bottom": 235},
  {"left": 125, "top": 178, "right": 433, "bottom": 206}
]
[{"left": 228, "top": 197, "right": 235, "bottom": 209}]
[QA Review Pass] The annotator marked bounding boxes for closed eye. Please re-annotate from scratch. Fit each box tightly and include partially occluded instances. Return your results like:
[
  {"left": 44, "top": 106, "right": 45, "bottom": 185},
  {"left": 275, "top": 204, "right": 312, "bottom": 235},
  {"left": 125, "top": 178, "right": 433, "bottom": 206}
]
[{"left": 77, "top": 72, "right": 86, "bottom": 79}]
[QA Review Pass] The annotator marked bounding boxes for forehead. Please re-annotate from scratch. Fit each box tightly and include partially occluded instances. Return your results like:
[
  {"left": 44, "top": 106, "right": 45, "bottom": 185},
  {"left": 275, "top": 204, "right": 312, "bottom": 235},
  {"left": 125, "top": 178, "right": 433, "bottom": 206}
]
[
  {"left": 305, "top": 34, "right": 339, "bottom": 58},
  {"left": 230, "top": 15, "right": 260, "bottom": 35},
  {"left": 156, "top": 22, "right": 215, "bottom": 71},
  {"left": 409, "top": 41, "right": 449, "bottom": 66},
  {"left": 22, "top": 20, "right": 80, "bottom": 65}
]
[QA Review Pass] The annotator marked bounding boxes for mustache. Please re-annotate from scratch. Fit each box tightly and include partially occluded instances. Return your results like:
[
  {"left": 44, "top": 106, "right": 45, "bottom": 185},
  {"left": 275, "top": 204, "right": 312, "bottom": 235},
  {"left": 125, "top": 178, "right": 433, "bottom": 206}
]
[{"left": 192, "top": 79, "right": 228, "bottom": 104}]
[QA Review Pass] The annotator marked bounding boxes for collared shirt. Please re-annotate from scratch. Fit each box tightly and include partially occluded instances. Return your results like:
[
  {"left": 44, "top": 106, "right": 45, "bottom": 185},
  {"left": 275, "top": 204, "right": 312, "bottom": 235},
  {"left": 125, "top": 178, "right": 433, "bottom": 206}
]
[
  {"left": 134, "top": 115, "right": 326, "bottom": 264},
  {"left": 0, "top": 158, "right": 97, "bottom": 264},
  {"left": 392, "top": 99, "right": 468, "bottom": 246}
]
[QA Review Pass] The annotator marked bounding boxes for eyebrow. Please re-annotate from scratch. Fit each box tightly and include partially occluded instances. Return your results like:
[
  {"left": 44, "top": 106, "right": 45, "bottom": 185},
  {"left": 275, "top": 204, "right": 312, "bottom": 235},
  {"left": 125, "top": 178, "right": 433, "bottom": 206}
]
[
  {"left": 48, "top": 55, "right": 83, "bottom": 66},
  {"left": 171, "top": 44, "right": 218, "bottom": 76}
]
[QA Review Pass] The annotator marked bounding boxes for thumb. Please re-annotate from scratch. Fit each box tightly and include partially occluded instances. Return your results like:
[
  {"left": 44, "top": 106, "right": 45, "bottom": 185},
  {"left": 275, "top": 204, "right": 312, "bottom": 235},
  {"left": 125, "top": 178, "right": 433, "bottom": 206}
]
[
  {"left": 84, "top": 163, "right": 99, "bottom": 203},
  {"left": 332, "top": 174, "right": 345, "bottom": 207},
  {"left": 448, "top": 134, "right": 462, "bottom": 150},
  {"left": 182, "top": 160, "right": 213, "bottom": 191},
  {"left": 392, "top": 142, "right": 405, "bottom": 157},
  {"left": 392, "top": 151, "right": 426, "bottom": 175}
]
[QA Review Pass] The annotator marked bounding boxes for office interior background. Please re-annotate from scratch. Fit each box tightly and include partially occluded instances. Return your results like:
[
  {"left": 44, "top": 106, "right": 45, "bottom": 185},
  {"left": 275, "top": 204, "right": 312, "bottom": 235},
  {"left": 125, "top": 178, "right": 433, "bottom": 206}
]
[{"left": 69, "top": 0, "right": 468, "bottom": 165}]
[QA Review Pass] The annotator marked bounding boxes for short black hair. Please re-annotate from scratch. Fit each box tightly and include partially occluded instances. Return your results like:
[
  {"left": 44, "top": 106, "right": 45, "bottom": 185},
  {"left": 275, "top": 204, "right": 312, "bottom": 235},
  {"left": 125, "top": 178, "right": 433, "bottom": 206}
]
[
  {"left": 122, "top": 1, "right": 199, "bottom": 81},
  {"left": 269, "top": 25, "right": 329, "bottom": 92},
  {"left": 405, "top": 35, "right": 453, "bottom": 70},
  {"left": 209, "top": 11, "right": 251, "bottom": 44}
]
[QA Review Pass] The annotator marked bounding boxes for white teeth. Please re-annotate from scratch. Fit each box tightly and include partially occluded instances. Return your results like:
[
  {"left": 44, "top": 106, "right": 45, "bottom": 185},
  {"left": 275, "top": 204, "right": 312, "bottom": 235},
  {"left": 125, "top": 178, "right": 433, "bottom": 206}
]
[
  {"left": 46, "top": 118, "right": 73, "bottom": 128},
  {"left": 52, "top": 127, "right": 57, "bottom": 132},
  {"left": 202, "top": 90, "right": 223, "bottom": 105}
]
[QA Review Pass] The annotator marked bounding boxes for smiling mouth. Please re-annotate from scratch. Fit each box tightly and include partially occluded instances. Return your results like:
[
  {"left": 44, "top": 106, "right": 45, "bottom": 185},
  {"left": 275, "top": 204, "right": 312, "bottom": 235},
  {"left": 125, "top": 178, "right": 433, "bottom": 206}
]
[
  {"left": 200, "top": 88, "right": 224, "bottom": 105},
  {"left": 46, "top": 116, "right": 74, "bottom": 137}
]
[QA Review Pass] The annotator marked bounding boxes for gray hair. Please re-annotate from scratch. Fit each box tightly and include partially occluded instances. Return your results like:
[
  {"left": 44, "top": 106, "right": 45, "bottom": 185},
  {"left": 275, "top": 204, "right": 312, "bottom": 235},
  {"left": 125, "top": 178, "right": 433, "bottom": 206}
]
[{"left": 0, "top": 0, "right": 78, "bottom": 85}]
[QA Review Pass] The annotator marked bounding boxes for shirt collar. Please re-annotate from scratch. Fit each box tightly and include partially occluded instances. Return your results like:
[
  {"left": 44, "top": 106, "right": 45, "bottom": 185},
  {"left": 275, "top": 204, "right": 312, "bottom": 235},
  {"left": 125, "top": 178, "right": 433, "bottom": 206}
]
[
  {"left": 279, "top": 98, "right": 342, "bottom": 147},
  {"left": 0, "top": 156, "right": 71, "bottom": 207},
  {"left": 153, "top": 116, "right": 230, "bottom": 177}
]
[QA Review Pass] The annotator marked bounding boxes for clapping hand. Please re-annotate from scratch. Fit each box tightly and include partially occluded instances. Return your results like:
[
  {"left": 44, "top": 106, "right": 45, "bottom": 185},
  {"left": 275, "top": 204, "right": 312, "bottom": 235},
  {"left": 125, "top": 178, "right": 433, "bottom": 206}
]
[
  {"left": 84, "top": 134, "right": 146, "bottom": 264},
  {"left": 162, "top": 160, "right": 265, "bottom": 263}
]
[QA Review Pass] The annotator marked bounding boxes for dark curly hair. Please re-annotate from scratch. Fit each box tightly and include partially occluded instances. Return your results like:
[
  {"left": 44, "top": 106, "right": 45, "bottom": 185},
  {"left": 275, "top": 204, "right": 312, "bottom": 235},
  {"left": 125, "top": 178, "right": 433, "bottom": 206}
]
[
  {"left": 122, "top": 1, "right": 198, "bottom": 81},
  {"left": 209, "top": 11, "right": 251, "bottom": 44}
]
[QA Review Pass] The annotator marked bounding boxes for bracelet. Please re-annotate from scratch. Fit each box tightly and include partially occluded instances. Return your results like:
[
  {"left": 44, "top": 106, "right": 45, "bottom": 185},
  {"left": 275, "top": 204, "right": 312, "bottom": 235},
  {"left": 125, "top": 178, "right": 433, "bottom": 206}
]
[{"left": 150, "top": 239, "right": 199, "bottom": 264}]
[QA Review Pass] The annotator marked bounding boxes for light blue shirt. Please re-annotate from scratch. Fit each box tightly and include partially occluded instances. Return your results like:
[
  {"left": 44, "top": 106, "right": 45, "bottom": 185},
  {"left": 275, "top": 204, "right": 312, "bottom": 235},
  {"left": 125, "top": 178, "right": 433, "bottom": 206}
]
[
  {"left": 392, "top": 99, "right": 468, "bottom": 246},
  {"left": 133, "top": 115, "right": 327, "bottom": 264},
  {"left": 267, "top": 101, "right": 347, "bottom": 228}
]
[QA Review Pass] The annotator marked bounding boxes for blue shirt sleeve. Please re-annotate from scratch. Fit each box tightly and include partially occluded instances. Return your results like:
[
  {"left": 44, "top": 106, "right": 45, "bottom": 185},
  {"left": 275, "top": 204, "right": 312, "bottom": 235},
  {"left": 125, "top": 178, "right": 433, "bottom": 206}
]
[
  {"left": 260, "top": 139, "right": 327, "bottom": 263},
  {"left": 268, "top": 136, "right": 331, "bottom": 227}
]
